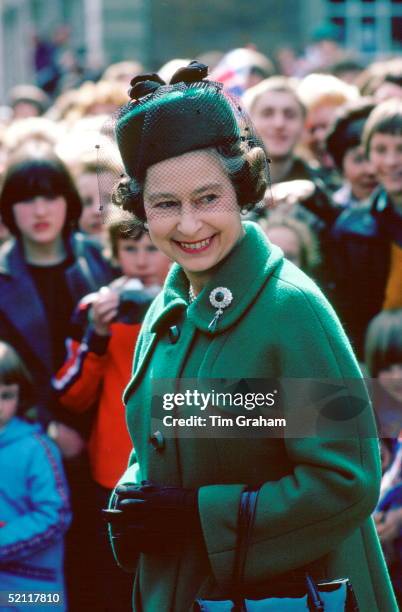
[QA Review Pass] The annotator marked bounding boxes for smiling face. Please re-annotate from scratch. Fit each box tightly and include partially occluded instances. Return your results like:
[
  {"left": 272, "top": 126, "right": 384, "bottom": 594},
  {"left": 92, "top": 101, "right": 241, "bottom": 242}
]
[
  {"left": 251, "top": 90, "right": 304, "bottom": 160},
  {"left": 369, "top": 132, "right": 402, "bottom": 205},
  {"left": 342, "top": 145, "right": 378, "bottom": 201},
  {"left": 143, "top": 149, "right": 243, "bottom": 289},
  {"left": 13, "top": 195, "right": 67, "bottom": 249}
]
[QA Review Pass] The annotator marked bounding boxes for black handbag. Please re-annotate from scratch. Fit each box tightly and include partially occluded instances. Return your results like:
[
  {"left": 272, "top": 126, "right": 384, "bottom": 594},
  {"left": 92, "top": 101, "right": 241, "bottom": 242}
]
[{"left": 194, "top": 487, "right": 359, "bottom": 611}]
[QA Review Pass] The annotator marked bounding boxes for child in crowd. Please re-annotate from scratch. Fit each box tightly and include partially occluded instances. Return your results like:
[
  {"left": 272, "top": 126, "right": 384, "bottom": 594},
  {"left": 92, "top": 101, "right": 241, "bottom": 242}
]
[
  {"left": 53, "top": 221, "right": 170, "bottom": 611},
  {"left": 366, "top": 308, "right": 402, "bottom": 445},
  {"left": 326, "top": 99, "right": 377, "bottom": 208},
  {"left": 54, "top": 221, "right": 170, "bottom": 492},
  {"left": 0, "top": 141, "right": 112, "bottom": 610},
  {"left": 327, "top": 99, "right": 378, "bottom": 346},
  {"left": 0, "top": 342, "right": 71, "bottom": 610},
  {"left": 259, "top": 214, "right": 320, "bottom": 276},
  {"left": 363, "top": 100, "right": 402, "bottom": 312},
  {"left": 74, "top": 156, "right": 116, "bottom": 244},
  {"left": 366, "top": 310, "right": 402, "bottom": 605},
  {"left": 376, "top": 438, "right": 402, "bottom": 609}
]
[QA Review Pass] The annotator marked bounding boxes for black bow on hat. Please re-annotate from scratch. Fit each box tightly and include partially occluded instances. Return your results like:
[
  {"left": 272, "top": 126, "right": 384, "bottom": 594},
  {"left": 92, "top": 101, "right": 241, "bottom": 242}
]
[{"left": 128, "top": 61, "right": 209, "bottom": 101}]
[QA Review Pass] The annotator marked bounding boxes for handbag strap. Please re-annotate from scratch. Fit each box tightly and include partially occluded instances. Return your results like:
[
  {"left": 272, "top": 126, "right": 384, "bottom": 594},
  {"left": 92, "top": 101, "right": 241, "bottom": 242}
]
[
  {"left": 232, "top": 486, "right": 325, "bottom": 612},
  {"left": 232, "top": 486, "right": 259, "bottom": 592}
]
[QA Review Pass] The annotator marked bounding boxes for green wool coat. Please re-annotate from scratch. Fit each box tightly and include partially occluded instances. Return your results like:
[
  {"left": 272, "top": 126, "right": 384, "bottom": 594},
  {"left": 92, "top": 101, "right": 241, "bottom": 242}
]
[{"left": 114, "top": 222, "right": 397, "bottom": 612}]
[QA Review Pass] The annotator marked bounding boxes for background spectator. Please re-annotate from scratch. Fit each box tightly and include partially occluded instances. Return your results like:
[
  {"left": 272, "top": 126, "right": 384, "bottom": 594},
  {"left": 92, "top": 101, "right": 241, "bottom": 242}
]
[
  {"left": 329, "top": 100, "right": 402, "bottom": 359},
  {"left": 326, "top": 99, "right": 377, "bottom": 208},
  {"left": 259, "top": 214, "right": 320, "bottom": 276},
  {"left": 365, "top": 309, "right": 402, "bottom": 438},
  {"left": 8, "top": 85, "right": 49, "bottom": 120},
  {"left": 2, "top": 13, "right": 402, "bottom": 606},
  {"left": 54, "top": 222, "right": 170, "bottom": 611},
  {"left": 0, "top": 142, "right": 113, "bottom": 610},
  {"left": 0, "top": 341, "right": 71, "bottom": 609},
  {"left": 298, "top": 73, "right": 359, "bottom": 191},
  {"left": 366, "top": 310, "right": 402, "bottom": 605}
]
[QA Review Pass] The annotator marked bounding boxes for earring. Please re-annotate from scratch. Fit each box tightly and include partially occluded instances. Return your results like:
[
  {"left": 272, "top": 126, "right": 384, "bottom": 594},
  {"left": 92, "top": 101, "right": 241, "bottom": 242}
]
[
  {"left": 143, "top": 221, "right": 149, "bottom": 230},
  {"left": 241, "top": 208, "right": 248, "bottom": 215}
]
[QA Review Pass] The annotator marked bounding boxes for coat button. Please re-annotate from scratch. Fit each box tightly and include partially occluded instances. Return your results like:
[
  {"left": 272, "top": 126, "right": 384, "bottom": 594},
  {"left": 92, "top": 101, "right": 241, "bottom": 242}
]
[
  {"left": 149, "top": 431, "right": 165, "bottom": 451},
  {"left": 168, "top": 325, "right": 180, "bottom": 344}
]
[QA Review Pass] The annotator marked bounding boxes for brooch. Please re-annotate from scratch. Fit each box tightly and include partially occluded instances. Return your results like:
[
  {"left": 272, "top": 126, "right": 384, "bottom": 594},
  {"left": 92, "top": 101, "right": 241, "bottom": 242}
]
[{"left": 208, "top": 287, "right": 233, "bottom": 332}]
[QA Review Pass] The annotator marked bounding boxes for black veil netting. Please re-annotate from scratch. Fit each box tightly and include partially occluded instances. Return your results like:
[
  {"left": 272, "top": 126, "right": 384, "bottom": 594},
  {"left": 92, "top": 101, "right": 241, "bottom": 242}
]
[{"left": 95, "top": 61, "right": 272, "bottom": 234}]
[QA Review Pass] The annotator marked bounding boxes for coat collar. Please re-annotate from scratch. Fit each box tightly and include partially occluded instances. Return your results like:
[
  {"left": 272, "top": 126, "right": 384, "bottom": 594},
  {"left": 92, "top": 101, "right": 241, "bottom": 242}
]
[{"left": 150, "top": 221, "right": 284, "bottom": 335}]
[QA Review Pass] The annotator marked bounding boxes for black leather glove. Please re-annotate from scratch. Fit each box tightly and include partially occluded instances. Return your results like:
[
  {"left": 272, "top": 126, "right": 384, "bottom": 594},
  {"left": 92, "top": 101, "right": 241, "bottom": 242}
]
[{"left": 103, "top": 481, "right": 200, "bottom": 554}]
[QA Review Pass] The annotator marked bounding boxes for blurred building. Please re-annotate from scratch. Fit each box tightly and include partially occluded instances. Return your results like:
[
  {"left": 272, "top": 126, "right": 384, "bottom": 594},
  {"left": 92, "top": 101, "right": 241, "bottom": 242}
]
[
  {"left": 0, "top": 0, "right": 149, "bottom": 103},
  {"left": 326, "top": 0, "right": 402, "bottom": 56},
  {"left": 0, "top": 0, "right": 401, "bottom": 104}
]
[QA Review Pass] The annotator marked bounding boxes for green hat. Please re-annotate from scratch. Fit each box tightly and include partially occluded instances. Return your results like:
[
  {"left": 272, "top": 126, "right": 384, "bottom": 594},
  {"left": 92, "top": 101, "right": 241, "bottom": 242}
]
[{"left": 116, "top": 73, "right": 241, "bottom": 180}]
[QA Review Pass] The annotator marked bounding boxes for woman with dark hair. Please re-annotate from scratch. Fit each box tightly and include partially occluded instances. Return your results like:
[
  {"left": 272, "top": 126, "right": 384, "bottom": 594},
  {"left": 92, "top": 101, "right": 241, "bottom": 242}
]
[
  {"left": 0, "top": 142, "right": 112, "bottom": 610},
  {"left": 105, "top": 63, "right": 396, "bottom": 611},
  {"left": 0, "top": 142, "right": 112, "bottom": 435},
  {"left": 326, "top": 100, "right": 377, "bottom": 209}
]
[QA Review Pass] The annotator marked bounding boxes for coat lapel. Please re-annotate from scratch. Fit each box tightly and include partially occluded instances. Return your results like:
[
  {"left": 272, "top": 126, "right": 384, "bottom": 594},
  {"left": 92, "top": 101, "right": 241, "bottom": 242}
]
[{"left": 122, "top": 299, "right": 189, "bottom": 404}]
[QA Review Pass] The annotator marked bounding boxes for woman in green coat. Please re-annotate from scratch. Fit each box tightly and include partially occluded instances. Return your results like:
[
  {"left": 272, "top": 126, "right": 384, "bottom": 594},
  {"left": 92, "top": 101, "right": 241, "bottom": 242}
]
[{"left": 105, "top": 63, "right": 397, "bottom": 611}]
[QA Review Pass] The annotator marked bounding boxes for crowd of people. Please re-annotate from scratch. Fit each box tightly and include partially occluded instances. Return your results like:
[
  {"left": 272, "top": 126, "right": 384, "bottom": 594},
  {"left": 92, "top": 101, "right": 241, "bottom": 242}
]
[{"left": 0, "top": 32, "right": 401, "bottom": 611}]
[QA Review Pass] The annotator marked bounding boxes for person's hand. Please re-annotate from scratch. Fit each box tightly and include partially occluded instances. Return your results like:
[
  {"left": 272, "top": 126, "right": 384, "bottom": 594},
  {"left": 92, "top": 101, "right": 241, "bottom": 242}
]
[
  {"left": 116, "top": 481, "right": 197, "bottom": 516},
  {"left": 375, "top": 508, "right": 402, "bottom": 544},
  {"left": 103, "top": 481, "right": 200, "bottom": 552},
  {"left": 91, "top": 287, "right": 119, "bottom": 336},
  {"left": 49, "top": 422, "right": 86, "bottom": 459},
  {"left": 266, "top": 180, "right": 315, "bottom": 212}
]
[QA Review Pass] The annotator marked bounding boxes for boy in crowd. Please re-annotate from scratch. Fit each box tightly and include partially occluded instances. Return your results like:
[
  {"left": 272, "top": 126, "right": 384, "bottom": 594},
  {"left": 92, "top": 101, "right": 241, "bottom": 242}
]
[
  {"left": 244, "top": 76, "right": 339, "bottom": 291},
  {"left": 244, "top": 76, "right": 314, "bottom": 184},
  {"left": 244, "top": 76, "right": 338, "bottom": 226}
]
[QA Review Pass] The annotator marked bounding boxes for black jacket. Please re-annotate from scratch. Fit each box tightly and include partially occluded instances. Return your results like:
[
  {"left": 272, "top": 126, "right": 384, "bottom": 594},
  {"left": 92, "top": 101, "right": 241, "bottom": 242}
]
[{"left": 329, "top": 189, "right": 402, "bottom": 359}]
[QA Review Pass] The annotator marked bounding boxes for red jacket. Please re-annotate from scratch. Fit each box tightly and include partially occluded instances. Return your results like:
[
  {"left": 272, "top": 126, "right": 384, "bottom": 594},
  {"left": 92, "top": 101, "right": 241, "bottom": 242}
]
[{"left": 53, "top": 295, "right": 143, "bottom": 489}]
